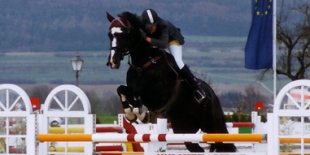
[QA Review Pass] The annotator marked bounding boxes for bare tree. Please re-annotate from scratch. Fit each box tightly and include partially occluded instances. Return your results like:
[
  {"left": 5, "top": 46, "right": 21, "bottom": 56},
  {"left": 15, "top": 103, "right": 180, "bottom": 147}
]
[
  {"left": 28, "top": 85, "right": 53, "bottom": 104},
  {"left": 85, "top": 90, "right": 103, "bottom": 115},
  {"left": 102, "top": 93, "right": 122, "bottom": 115},
  {"left": 275, "top": 1, "right": 310, "bottom": 80},
  {"left": 231, "top": 93, "right": 246, "bottom": 113},
  {"left": 243, "top": 85, "right": 267, "bottom": 112}
]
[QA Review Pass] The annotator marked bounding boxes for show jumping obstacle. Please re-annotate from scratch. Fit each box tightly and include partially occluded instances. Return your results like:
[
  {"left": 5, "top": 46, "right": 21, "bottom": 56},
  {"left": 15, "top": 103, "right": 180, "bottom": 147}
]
[
  {"left": 37, "top": 133, "right": 267, "bottom": 143},
  {"left": 1, "top": 79, "right": 310, "bottom": 154}
]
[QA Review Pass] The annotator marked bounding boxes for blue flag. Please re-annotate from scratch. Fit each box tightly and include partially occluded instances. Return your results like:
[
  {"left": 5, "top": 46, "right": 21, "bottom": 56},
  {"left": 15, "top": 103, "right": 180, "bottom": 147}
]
[{"left": 245, "top": 0, "right": 273, "bottom": 70}]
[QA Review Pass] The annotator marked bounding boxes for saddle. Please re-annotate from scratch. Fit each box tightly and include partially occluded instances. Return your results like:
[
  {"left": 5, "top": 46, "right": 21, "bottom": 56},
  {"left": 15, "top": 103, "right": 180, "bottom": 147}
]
[{"left": 127, "top": 50, "right": 181, "bottom": 79}]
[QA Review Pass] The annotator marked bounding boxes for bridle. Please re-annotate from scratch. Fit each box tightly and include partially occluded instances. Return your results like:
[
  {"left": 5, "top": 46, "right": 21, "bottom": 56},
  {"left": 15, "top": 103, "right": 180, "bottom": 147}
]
[
  {"left": 109, "top": 46, "right": 129, "bottom": 61},
  {"left": 108, "top": 16, "right": 159, "bottom": 71},
  {"left": 109, "top": 18, "right": 132, "bottom": 60},
  {"left": 109, "top": 17, "right": 145, "bottom": 64}
]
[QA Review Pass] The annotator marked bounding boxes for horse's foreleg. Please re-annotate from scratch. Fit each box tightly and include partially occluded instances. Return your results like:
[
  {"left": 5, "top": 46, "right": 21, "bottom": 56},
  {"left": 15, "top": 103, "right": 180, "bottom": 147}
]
[
  {"left": 132, "top": 108, "right": 148, "bottom": 123},
  {"left": 117, "top": 85, "right": 137, "bottom": 122},
  {"left": 132, "top": 96, "right": 149, "bottom": 123},
  {"left": 120, "top": 94, "right": 136, "bottom": 121}
]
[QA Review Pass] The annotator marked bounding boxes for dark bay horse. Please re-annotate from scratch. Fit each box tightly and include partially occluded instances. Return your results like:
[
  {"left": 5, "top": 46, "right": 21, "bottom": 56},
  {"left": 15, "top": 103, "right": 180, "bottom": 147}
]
[{"left": 106, "top": 11, "right": 236, "bottom": 153}]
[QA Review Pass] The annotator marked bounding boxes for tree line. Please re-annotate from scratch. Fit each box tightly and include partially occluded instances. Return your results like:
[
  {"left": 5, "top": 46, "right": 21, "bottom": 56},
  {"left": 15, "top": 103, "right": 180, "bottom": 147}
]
[{"left": 27, "top": 84, "right": 269, "bottom": 117}]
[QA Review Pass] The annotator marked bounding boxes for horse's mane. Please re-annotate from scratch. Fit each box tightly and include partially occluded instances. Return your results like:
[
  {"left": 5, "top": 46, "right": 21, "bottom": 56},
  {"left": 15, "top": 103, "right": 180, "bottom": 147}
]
[
  {"left": 119, "top": 12, "right": 148, "bottom": 32},
  {"left": 117, "top": 11, "right": 179, "bottom": 71}
]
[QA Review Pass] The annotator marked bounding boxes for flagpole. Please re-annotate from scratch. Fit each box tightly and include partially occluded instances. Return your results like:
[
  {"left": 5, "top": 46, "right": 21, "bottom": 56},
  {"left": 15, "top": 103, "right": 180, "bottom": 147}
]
[
  {"left": 271, "top": 2, "right": 277, "bottom": 153},
  {"left": 272, "top": 0, "right": 277, "bottom": 103}
]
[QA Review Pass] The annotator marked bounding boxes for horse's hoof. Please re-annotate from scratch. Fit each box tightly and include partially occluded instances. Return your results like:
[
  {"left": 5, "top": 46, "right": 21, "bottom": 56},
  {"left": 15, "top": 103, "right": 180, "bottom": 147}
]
[
  {"left": 140, "top": 112, "right": 149, "bottom": 123},
  {"left": 132, "top": 107, "right": 140, "bottom": 115},
  {"left": 125, "top": 116, "right": 138, "bottom": 123},
  {"left": 124, "top": 108, "right": 136, "bottom": 123}
]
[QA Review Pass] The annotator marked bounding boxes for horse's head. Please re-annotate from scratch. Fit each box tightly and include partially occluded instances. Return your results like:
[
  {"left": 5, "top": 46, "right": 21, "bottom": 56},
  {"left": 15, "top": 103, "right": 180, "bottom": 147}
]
[{"left": 106, "top": 12, "right": 132, "bottom": 69}]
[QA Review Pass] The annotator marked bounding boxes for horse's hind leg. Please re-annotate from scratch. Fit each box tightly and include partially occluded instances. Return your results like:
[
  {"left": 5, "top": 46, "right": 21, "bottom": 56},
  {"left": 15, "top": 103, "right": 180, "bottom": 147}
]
[
  {"left": 117, "top": 85, "right": 137, "bottom": 122},
  {"left": 184, "top": 142, "right": 204, "bottom": 152},
  {"left": 200, "top": 83, "right": 237, "bottom": 152}
]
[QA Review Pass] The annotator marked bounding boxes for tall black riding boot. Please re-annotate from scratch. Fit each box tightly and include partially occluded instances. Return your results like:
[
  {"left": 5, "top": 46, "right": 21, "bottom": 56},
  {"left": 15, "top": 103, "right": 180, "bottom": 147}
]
[{"left": 180, "top": 65, "right": 206, "bottom": 103}]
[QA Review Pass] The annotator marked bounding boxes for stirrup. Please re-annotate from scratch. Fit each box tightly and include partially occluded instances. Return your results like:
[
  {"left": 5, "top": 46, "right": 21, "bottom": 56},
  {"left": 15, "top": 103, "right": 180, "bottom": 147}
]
[{"left": 194, "top": 90, "right": 206, "bottom": 104}]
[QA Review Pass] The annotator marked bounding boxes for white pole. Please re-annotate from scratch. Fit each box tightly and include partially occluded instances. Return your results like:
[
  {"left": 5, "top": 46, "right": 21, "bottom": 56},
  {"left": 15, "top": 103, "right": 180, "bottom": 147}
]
[
  {"left": 267, "top": 113, "right": 274, "bottom": 155},
  {"left": 273, "top": 0, "right": 277, "bottom": 102}
]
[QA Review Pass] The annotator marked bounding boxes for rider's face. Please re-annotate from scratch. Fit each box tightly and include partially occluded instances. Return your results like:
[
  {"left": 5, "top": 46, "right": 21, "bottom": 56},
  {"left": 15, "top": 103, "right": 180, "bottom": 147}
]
[{"left": 147, "top": 25, "right": 157, "bottom": 34}]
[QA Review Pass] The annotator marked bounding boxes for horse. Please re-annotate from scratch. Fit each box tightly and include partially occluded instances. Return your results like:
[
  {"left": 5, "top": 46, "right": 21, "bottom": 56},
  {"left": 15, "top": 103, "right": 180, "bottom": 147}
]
[{"left": 106, "top": 11, "right": 237, "bottom": 153}]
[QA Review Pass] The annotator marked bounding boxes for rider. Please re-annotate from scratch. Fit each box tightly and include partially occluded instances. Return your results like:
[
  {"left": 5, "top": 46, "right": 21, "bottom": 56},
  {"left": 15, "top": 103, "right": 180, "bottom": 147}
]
[{"left": 140, "top": 8, "right": 206, "bottom": 103}]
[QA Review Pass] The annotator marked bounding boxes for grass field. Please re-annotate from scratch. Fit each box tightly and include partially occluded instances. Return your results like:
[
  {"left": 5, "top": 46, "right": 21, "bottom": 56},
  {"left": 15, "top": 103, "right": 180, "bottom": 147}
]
[
  {"left": 184, "top": 35, "right": 247, "bottom": 43},
  {"left": 0, "top": 35, "right": 278, "bottom": 91},
  {"left": 97, "top": 115, "right": 118, "bottom": 124}
]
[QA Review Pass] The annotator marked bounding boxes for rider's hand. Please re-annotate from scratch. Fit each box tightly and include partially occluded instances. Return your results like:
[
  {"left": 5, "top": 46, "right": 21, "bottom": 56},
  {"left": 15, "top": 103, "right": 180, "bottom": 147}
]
[
  {"left": 139, "top": 28, "right": 147, "bottom": 39},
  {"left": 146, "top": 37, "right": 151, "bottom": 43}
]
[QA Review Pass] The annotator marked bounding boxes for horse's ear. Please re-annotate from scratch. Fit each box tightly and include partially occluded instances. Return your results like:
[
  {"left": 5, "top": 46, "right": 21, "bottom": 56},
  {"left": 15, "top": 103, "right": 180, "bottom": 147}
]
[
  {"left": 119, "top": 12, "right": 129, "bottom": 26},
  {"left": 106, "top": 12, "right": 115, "bottom": 22}
]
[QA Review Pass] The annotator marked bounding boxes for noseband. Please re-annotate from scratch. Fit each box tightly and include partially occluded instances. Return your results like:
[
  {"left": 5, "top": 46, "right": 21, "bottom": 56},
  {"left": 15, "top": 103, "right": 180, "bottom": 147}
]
[{"left": 110, "top": 47, "right": 129, "bottom": 60}]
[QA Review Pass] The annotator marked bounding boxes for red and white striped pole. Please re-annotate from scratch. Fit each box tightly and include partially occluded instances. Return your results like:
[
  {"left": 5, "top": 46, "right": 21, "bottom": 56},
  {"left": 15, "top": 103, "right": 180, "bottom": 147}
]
[{"left": 38, "top": 133, "right": 267, "bottom": 143}]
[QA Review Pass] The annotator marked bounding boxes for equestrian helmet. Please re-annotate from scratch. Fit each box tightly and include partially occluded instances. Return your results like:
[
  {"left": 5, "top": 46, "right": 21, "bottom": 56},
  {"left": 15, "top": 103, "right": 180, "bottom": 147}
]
[{"left": 141, "top": 9, "right": 159, "bottom": 27}]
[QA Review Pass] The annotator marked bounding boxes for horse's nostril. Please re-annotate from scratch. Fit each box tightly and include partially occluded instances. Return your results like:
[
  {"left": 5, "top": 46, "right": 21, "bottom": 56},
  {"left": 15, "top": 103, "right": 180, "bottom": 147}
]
[{"left": 110, "top": 63, "right": 119, "bottom": 69}]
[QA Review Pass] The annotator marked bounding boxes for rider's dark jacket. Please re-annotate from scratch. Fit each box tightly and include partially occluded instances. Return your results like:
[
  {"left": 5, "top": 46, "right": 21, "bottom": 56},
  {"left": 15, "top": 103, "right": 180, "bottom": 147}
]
[
  {"left": 124, "top": 12, "right": 185, "bottom": 49},
  {"left": 148, "top": 18, "right": 185, "bottom": 49}
]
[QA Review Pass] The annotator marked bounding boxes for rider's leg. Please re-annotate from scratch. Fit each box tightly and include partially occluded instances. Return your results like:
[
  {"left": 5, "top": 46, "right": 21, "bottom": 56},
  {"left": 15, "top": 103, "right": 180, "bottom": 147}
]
[
  {"left": 168, "top": 41, "right": 206, "bottom": 103},
  {"left": 168, "top": 41, "right": 185, "bottom": 69},
  {"left": 180, "top": 65, "right": 206, "bottom": 103}
]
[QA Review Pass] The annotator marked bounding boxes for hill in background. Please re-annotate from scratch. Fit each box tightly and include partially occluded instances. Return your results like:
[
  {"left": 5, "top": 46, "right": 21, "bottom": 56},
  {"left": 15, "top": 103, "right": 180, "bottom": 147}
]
[{"left": 0, "top": 0, "right": 251, "bottom": 52}]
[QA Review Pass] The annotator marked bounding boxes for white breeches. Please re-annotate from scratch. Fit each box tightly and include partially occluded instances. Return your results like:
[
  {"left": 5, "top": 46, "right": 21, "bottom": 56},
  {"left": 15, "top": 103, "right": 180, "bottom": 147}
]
[{"left": 168, "top": 44, "right": 184, "bottom": 69}]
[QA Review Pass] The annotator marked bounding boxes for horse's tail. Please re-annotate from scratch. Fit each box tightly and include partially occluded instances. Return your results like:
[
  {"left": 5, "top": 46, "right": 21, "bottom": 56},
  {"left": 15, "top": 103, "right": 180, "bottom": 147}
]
[{"left": 201, "top": 82, "right": 227, "bottom": 130}]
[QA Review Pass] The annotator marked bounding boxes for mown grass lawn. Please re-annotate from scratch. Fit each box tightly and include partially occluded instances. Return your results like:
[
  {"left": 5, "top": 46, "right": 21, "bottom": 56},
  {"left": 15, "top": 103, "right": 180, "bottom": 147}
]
[{"left": 97, "top": 115, "right": 118, "bottom": 124}]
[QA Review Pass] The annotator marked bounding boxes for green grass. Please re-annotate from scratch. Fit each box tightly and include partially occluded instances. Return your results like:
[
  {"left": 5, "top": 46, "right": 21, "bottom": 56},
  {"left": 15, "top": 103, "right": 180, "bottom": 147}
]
[
  {"left": 184, "top": 35, "right": 247, "bottom": 43},
  {"left": 97, "top": 115, "right": 118, "bottom": 124}
]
